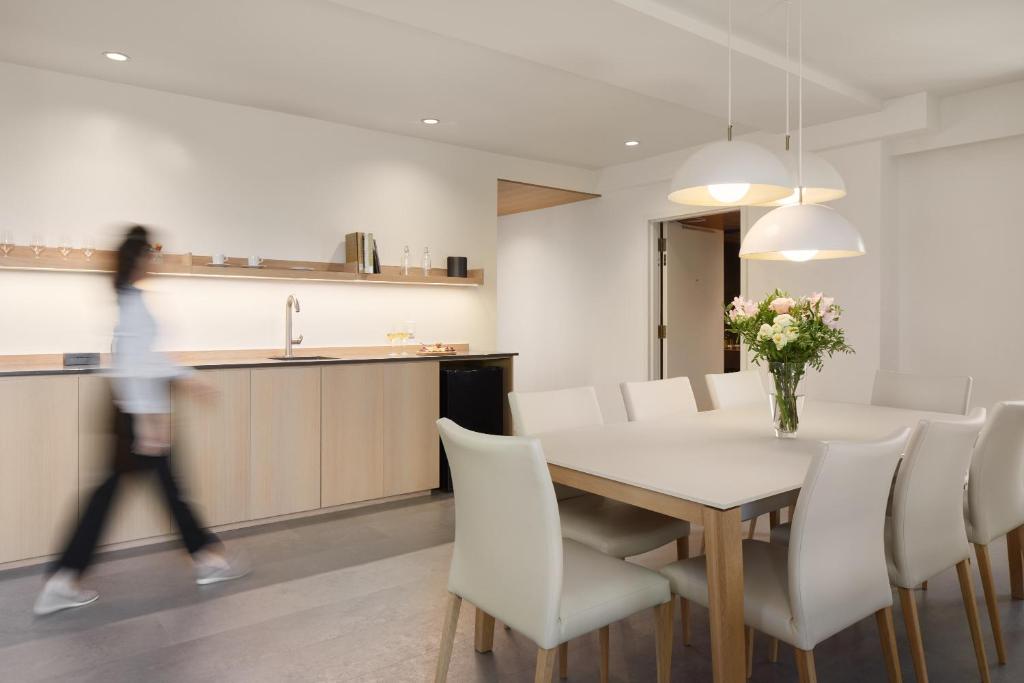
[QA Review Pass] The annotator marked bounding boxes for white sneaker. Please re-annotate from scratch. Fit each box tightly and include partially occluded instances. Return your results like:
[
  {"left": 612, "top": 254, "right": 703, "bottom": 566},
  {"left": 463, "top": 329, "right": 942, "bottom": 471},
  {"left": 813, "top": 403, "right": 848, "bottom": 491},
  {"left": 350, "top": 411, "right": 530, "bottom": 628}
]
[
  {"left": 33, "top": 580, "right": 99, "bottom": 616},
  {"left": 195, "top": 553, "right": 250, "bottom": 586}
]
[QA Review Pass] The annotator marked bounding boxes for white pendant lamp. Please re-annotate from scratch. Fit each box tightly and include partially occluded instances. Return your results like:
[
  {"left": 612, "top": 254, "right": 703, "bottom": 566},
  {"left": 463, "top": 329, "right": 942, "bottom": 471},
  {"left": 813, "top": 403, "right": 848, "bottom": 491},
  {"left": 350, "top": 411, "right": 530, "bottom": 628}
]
[
  {"left": 758, "top": 2, "right": 846, "bottom": 207},
  {"left": 740, "top": 0, "right": 864, "bottom": 261},
  {"left": 668, "top": 0, "right": 792, "bottom": 207}
]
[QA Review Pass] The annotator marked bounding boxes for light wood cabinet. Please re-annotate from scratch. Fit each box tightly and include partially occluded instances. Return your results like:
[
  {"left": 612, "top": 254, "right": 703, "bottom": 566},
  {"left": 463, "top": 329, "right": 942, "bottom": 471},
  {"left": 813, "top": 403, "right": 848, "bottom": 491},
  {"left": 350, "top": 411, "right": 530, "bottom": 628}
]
[
  {"left": 78, "top": 375, "right": 171, "bottom": 545},
  {"left": 0, "top": 376, "right": 80, "bottom": 563},
  {"left": 383, "top": 361, "right": 440, "bottom": 496},
  {"left": 321, "top": 364, "right": 384, "bottom": 507},
  {"left": 174, "top": 369, "right": 251, "bottom": 526},
  {"left": 250, "top": 366, "right": 321, "bottom": 519}
]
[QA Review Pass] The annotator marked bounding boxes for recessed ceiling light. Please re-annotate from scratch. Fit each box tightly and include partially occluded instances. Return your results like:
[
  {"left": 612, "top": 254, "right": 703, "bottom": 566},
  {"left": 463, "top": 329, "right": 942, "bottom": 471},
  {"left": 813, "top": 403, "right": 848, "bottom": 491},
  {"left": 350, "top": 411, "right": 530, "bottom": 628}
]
[
  {"left": 103, "top": 52, "right": 130, "bottom": 62},
  {"left": 625, "top": 140, "right": 640, "bottom": 147},
  {"left": 421, "top": 118, "right": 440, "bottom": 125}
]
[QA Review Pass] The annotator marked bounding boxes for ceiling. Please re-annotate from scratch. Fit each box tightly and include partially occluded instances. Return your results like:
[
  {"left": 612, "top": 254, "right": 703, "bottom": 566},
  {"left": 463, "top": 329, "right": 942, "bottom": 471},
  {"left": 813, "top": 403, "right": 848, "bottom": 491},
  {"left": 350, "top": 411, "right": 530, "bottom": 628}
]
[{"left": 0, "top": 0, "right": 1020, "bottom": 169}]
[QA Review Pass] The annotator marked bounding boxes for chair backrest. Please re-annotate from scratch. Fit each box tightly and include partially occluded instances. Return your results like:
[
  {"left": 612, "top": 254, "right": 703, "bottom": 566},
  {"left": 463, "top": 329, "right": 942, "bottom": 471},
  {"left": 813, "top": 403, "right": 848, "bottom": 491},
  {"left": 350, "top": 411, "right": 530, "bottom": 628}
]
[
  {"left": 967, "top": 401, "right": 1024, "bottom": 544},
  {"left": 705, "top": 370, "right": 764, "bottom": 409},
  {"left": 889, "top": 410, "right": 986, "bottom": 587},
  {"left": 437, "top": 418, "right": 563, "bottom": 647},
  {"left": 508, "top": 386, "right": 604, "bottom": 436},
  {"left": 620, "top": 376, "right": 698, "bottom": 422},
  {"left": 787, "top": 429, "right": 909, "bottom": 650},
  {"left": 870, "top": 370, "right": 973, "bottom": 415}
]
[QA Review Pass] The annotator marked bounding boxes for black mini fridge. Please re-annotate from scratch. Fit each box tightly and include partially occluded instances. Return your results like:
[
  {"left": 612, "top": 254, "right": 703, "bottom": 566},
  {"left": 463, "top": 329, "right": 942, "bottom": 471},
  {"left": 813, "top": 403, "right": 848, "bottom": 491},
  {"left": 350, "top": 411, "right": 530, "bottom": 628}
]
[{"left": 438, "top": 365, "right": 504, "bottom": 491}]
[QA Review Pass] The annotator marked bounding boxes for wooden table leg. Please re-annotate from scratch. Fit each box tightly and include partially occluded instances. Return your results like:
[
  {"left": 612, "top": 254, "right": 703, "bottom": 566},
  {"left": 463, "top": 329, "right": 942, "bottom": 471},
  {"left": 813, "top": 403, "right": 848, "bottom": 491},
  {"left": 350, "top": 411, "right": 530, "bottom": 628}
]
[{"left": 704, "top": 506, "right": 746, "bottom": 683}]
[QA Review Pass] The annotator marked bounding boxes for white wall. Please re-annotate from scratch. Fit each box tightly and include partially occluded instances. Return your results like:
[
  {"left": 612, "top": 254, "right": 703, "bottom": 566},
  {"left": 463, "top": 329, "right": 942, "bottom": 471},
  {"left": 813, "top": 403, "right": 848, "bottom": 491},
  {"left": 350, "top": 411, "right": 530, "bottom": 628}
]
[
  {"left": 0, "top": 62, "right": 595, "bottom": 355},
  {"left": 894, "top": 133, "right": 1024, "bottom": 410}
]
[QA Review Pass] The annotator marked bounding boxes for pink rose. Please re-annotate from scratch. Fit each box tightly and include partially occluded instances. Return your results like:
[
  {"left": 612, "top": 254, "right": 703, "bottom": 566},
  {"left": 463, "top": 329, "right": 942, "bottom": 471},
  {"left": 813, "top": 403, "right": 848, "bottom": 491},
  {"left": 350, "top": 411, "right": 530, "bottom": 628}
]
[
  {"left": 730, "top": 296, "right": 758, "bottom": 319},
  {"left": 806, "top": 292, "right": 823, "bottom": 306},
  {"left": 821, "top": 296, "right": 835, "bottom": 310},
  {"left": 769, "top": 297, "right": 795, "bottom": 314},
  {"left": 822, "top": 310, "right": 839, "bottom": 328}
]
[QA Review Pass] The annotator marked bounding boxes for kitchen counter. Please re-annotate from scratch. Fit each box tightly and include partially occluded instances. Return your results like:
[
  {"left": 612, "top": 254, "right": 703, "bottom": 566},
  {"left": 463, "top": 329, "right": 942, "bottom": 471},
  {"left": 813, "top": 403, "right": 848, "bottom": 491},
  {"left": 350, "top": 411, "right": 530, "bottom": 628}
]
[{"left": 0, "top": 346, "right": 517, "bottom": 377}]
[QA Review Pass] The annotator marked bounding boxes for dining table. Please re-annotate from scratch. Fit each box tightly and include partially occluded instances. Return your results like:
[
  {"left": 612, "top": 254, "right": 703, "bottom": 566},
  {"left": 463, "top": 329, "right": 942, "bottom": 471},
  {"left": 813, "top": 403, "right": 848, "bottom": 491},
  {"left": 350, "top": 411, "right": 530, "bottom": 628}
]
[{"left": 532, "top": 399, "right": 971, "bottom": 683}]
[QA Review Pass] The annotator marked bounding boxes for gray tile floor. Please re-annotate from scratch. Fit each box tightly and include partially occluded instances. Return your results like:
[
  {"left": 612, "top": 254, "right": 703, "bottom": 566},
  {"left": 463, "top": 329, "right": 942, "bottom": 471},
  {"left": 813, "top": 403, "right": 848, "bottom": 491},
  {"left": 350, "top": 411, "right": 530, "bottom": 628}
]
[{"left": 1, "top": 494, "right": 1021, "bottom": 681}]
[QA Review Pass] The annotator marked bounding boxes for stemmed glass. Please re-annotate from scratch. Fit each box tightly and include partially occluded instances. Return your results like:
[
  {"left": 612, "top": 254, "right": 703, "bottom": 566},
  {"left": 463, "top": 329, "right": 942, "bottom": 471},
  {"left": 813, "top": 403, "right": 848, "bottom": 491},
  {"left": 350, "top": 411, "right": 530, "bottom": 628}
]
[
  {"left": 58, "top": 235, "right": 72, "bottom": 259},
  {"left": 386, "top": 326, "right": 403, "bottom": 356},
  {"left": 82, "top": 239, "right": 95, "bottom": 261},
  {"left": 0, "top": 231, "right": 13, "bottom": 257},
  {"left": 30, "top": 234, "right": 45, "bottom": 258}
]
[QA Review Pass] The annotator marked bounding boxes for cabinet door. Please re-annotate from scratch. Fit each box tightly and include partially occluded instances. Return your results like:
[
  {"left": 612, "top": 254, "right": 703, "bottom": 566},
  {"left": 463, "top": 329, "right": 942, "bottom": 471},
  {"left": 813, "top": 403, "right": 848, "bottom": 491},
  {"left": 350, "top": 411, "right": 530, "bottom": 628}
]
[
  {"left": 322, "top": 364, "right": 384, "bottom": 507},
  {"left": 382, "top": 361, "right": 439, "bottom": 496},
  {"left": 174, "top": 369, "right": 251, "bottom": 526},
  {"left": 250, "top": 366, "right": 321, "bottom": 519},
  {"left": 78, "top": 375, "right": 171, "bottom": 545},
  {"left": 0, "top": 376, "right": 79, "bottom": 563}
]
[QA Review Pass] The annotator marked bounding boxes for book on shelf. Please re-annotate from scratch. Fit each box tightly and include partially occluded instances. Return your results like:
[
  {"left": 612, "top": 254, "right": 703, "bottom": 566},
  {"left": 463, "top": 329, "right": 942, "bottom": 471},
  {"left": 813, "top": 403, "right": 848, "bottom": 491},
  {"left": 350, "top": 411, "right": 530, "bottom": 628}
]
[
  {"left": 344, "top": 231, "right": 382, "bottom": 274},
  {"left": 371, "top": 238, "right": 381, "bottom": 274}
]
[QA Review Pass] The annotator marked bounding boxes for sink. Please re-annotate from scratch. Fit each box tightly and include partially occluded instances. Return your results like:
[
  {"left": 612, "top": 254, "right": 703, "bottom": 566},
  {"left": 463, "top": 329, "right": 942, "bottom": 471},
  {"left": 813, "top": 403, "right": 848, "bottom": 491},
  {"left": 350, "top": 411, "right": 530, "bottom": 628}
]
[{"left": 267, "top": 355, "right": 337, "bottom": 361}]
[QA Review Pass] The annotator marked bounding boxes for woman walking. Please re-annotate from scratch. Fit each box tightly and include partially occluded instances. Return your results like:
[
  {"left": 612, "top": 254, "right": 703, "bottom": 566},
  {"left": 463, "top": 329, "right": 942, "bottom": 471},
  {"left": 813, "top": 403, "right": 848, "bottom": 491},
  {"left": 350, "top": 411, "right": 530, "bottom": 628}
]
[{"left": 34, "top": 225, "right": 248, "bottom": 616}]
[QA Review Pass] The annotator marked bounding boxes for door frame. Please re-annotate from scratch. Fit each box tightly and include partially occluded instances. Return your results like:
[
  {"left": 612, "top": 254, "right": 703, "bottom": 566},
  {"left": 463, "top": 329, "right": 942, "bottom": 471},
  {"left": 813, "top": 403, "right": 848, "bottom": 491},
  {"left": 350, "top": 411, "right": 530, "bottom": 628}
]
[{"left": 646, "top": 208, "right": 752, "bottom": 381}]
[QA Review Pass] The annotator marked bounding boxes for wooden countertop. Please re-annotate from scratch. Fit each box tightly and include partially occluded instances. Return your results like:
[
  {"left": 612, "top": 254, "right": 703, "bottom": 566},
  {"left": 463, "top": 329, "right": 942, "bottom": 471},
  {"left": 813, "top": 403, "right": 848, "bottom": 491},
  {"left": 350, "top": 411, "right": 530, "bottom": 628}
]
[{"left": 0, "top": 345, "right": 516, "bottom": 377}]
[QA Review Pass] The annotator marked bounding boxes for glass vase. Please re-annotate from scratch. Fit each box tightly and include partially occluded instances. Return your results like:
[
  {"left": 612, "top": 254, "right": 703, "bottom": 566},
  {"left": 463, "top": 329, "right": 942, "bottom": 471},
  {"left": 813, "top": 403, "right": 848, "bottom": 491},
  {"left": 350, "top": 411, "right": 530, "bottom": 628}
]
[{"left": 768, "top": 362, "right": 806, "bottom": 439}]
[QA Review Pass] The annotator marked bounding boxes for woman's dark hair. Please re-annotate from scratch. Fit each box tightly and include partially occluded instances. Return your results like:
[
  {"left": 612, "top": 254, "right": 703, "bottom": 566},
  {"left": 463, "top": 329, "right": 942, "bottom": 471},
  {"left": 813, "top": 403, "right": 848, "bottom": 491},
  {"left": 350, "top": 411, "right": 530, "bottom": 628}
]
[{"left": 114, "top": 225, "right": 150, "bottom": 291}]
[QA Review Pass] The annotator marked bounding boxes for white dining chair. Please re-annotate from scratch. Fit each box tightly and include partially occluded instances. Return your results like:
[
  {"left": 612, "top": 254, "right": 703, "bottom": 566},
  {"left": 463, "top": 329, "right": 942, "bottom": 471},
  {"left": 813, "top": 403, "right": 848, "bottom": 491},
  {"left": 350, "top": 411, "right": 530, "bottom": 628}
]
[
  {"left": 509, "top": 386, "right": 692, "bottom": 672},
  {"left": 434, "top": 419, "right": 674, "bottom": 683},
  {"left": 871, "top": 369, "right": 973, "bottom": 415},
  {"left": 884, "top": 413, "right": 989, "bottom": 683},
  {"left": 965, "top": 401, "right": 1024, "bottom": 668},
  {"left": 620, "top": 376, "right": 698, "bottom": 422},
  {"left": 705, "top": 369, "right": 765, "bottom": 410},
  {"left": 661, "top": 430, "right": 910, "bottom": 683},
  {"left": 706, "top": 370, "right": 776, "bottom": 541}
]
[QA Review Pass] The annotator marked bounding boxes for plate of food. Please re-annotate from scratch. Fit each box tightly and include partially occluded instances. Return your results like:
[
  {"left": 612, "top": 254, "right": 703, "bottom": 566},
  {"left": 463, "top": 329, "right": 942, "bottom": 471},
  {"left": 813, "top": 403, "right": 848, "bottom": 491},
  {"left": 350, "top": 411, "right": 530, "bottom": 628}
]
[{"left": 417, "top": 343, "right": 458, "bottom": 356}]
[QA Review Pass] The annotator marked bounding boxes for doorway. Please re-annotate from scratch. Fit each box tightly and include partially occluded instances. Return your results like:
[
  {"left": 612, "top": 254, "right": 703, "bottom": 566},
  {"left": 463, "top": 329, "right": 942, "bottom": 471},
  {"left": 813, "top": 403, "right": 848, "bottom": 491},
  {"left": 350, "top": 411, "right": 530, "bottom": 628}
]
[{"left": 652, "top": 210, "right": 742, "bottom": 410}]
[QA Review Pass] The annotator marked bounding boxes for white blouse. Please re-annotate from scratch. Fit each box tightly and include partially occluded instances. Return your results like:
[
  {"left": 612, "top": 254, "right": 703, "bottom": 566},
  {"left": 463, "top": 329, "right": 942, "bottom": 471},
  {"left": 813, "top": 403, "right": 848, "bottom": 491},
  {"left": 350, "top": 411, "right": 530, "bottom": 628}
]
[{"left": 110, "top": 287, "right": 191, "bottom": 414}]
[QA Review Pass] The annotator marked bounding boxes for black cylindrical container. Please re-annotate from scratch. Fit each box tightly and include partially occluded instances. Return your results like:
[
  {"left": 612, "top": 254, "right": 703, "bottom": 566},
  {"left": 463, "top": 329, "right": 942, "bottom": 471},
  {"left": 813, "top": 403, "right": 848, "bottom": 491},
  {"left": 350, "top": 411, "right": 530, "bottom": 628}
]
[{"left": 446, "top": 256, "right": 468, "bottom": 278}]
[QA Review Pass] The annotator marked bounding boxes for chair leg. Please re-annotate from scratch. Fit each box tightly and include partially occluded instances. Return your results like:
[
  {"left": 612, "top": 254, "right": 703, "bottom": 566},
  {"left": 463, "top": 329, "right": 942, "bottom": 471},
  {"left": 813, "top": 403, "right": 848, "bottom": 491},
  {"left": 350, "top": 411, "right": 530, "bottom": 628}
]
[
  {"left": 434, "top": 593, "right": 462, "bottom": 683},
  {"left": 676, "top": 537, "right": 691, "bottom": 646},
  {"left": 557, "top": 642, "right": 568, "bottom": 679},
  {"left": 921, "top": 581, "right": 928, "bottom": 591},
  {"left": 898, "top": 587, "right": 928, "bottom": 683},
  {"left": 794, "top": 648, "right": 817, "bottom": 683},
  {"left": 747, "top": 516, "right": 758, "bottom": 540},
  {"left": 956, "top": 559, "right": 993, "bottom": 683},
  {"left": 769, "top": 510, "right": 781, "bottom": 529},
  {"left": 654, "top": 600, "right": 674, "bottom": 683},
  {"left": 786, "top": 504, "right": 795, "bottom": 522},
  {"left": 745, "top": 626, "right": 754, "bottom": 679},
  {"left": 1007, "top": 525, "right": 1024, "bottom": 600},
  {"left": 768, "top": 638, "right": 779, "bottom": 663},
  {"left": 474, "top": 608, "right": 495, "bottom": 653},
  {"left": 974, "top": 544, "right": 1007, "bottom": 665},
  {"left": 875, "top": 606, "right": 903, "bottom": 683},
  {"left": 598, "top": 626, "right": 610, "bottom": 683},
  {"left": 535, "top": 647, "right": 558, "bottom": 683}
]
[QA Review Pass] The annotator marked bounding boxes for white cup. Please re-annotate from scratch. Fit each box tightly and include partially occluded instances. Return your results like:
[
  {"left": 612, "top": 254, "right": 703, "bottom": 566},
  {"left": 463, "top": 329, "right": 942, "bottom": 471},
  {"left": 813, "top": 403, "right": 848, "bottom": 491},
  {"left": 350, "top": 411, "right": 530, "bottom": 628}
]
[
  {"left": 248, "top": 256, "right": 264, "bottom": 267},
  {"left": 211, "top": 253, "right": 226, "bottom": 265}
]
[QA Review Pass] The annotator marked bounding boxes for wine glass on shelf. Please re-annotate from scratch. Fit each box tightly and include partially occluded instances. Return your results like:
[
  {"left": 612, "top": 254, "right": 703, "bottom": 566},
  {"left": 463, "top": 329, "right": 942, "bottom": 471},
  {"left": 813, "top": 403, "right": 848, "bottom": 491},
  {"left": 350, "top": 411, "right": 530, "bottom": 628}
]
[
  {"left": 58, "top": 235, "right": 72, "bottom": 259},
  {"left": 30, "top": 234, "right": 45, "bottom": 258},
  {"left": 82, "top": 239, "right": 95, "bottom": 261},
  {"left": 0, "top": 231, "right": 13, "bottom": 257}
]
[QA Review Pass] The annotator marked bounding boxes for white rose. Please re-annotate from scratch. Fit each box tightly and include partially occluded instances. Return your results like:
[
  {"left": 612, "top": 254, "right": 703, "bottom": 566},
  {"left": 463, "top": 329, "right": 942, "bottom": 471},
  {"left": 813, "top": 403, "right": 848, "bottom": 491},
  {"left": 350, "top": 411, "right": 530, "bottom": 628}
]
[
  {"left": 757, "top": 323, "right": 773, "bottom": 339},
  {"left": 772, "top": 332, "right": 788, "bottom": 350},
  {"left": 784, "top": 326, "right": 799, "bottom": 341},
  {"left": 773, "top": 313, "right": 796, "bottom": 327}
]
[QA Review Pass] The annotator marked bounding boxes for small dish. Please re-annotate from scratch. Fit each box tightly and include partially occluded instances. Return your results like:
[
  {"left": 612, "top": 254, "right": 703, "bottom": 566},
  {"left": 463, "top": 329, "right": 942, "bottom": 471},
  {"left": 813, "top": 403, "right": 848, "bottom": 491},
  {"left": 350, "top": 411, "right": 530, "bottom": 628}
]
[
  {"left": 207, "top": 262, "right": 231, "bottom": 267},
  {"left": 244, "top": 264, "right": 265, "bottom": 269},
  {"left": 290, "top": 266, "right": 315, "bottom": 271}
]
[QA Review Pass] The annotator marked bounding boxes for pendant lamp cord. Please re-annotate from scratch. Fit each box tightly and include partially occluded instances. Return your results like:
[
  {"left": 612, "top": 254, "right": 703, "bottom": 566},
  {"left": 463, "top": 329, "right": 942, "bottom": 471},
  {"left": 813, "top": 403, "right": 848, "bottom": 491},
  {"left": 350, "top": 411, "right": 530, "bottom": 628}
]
[
  {"left": 785, "top": 0, "right": 791, "bottom": 151},
  {"left": 797, "top": 0, "right": 804, "bottom": 203},
  {"left": 727, "top": 0, "right": 733, "bottom": 140}
]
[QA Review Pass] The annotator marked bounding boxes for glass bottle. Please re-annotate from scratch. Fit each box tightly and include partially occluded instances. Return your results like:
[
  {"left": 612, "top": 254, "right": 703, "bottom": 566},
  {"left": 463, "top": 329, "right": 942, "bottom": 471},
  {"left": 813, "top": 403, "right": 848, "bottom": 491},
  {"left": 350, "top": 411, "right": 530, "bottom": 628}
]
[
  {"left": 401, "top": 245, "right": 411, "bottom": 275},
  {"left": 421, "top": 247, "right": 431, "bottom": 276}
]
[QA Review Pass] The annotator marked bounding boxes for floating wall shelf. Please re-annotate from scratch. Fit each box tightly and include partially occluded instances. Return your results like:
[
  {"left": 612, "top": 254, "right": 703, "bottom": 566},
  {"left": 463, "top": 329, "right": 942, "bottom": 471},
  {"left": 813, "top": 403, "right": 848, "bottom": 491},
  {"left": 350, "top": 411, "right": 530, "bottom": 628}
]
[{"left": 0, "top": 247, "right": 483, "bottom": 287}]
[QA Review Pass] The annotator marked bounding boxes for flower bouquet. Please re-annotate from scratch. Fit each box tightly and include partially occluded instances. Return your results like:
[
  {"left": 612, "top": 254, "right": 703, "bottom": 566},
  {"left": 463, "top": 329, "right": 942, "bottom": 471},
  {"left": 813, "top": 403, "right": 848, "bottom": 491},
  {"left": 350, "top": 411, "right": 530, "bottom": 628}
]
[{"left": 725, "top": 290, "right": 853, "bottom": 437}]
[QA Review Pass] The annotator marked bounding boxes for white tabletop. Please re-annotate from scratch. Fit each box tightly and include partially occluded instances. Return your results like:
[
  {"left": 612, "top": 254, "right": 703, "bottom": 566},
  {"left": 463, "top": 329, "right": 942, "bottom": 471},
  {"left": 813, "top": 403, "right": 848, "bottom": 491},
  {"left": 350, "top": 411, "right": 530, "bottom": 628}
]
[{"left": 538, "top": 400, "right": 967, "bottom": 510}]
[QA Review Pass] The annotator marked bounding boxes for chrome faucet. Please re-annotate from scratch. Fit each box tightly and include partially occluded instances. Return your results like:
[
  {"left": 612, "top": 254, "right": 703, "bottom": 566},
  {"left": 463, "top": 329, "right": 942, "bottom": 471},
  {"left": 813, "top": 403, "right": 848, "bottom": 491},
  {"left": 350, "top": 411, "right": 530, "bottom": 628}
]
[{"left": 284, "top": 294, "right": 303, "bottom": 358}]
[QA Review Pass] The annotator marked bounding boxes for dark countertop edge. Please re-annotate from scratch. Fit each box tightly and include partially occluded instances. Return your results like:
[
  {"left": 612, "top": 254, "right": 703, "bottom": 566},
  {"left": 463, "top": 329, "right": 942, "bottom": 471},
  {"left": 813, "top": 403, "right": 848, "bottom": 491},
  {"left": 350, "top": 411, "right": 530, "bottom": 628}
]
[{"left": 0, "top": 352, "right": 518, "bottom": 378}]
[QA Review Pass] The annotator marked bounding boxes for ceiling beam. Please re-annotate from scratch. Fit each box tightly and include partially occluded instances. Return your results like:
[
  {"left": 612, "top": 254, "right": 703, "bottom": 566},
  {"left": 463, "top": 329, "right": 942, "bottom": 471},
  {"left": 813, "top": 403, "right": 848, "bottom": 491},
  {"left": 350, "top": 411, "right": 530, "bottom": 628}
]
[{"left": 612, "top": 0, "right": 881, "bottom": 109}]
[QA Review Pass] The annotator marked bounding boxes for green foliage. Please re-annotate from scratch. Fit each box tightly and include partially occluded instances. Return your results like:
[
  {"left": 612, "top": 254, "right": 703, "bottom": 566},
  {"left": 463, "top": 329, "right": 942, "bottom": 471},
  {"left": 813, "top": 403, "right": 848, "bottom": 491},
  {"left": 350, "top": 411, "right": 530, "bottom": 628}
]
[{"left": 725, "top": 289, "right": 853, "bottom": 372}]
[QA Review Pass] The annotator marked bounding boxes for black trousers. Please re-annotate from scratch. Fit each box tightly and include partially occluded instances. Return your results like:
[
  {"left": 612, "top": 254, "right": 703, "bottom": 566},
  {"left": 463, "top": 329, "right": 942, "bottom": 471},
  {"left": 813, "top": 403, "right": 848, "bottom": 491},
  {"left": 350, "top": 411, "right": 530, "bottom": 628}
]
[{"left": 56, "top": 408, "right": 218, "bottom": 574}]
